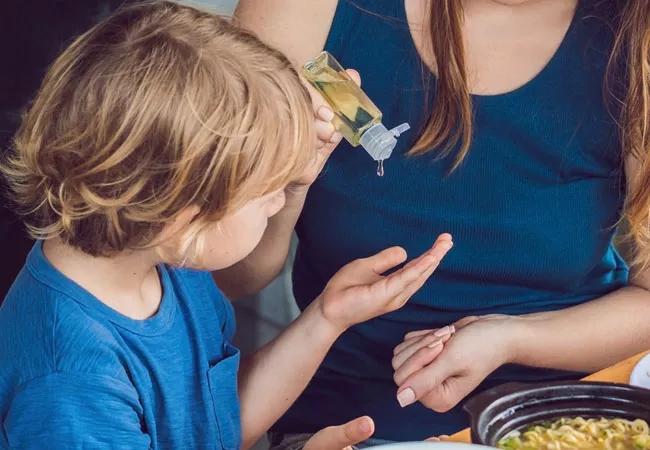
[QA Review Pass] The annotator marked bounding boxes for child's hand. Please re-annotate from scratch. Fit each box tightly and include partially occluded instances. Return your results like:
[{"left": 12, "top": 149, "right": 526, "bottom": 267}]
[
  {"left": 290, "top": 69, "right": 361, "bottom": 191},
  {"left": 303, "top": 416, "right": 374, "bottom": 450},
  {"left": 316, "top": 234, "right": 453, "bottom": 334},
  {"left": 393, "top": 314, "right": 519, "bottom": 411}
]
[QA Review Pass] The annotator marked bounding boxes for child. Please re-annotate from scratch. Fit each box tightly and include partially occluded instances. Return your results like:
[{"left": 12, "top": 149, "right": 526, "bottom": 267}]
[{"left": 0, "top": 2, "right": 453, "bottom": 449}]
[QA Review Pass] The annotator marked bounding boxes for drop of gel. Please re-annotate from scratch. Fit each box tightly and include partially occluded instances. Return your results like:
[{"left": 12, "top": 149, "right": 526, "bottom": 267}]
[{"left": 376, "top": 159, "right": 384, "bottom": 177}]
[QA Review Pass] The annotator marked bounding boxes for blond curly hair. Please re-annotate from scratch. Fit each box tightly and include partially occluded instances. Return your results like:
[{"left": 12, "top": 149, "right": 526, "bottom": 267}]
[{"left": 3, "top": 1, "right": 314, "bottom": 257}]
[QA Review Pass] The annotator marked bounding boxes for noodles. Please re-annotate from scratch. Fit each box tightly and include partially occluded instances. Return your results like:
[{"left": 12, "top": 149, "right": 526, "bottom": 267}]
[{"left": 497, "top": 417, "right": 650, "bottom": 450}]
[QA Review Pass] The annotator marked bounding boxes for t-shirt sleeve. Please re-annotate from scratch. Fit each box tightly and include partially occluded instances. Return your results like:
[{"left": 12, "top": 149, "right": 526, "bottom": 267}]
[{"left": 4, "top": 372, "right": 151, "bottom": 450}]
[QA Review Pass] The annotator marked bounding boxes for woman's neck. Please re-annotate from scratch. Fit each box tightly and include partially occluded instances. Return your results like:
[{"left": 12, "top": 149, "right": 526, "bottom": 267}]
[{"left": 43, "top": 238, "right": 164, "bottom": 320}]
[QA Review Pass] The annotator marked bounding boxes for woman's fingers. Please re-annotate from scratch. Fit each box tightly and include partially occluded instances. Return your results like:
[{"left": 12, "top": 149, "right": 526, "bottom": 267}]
[
  {"left": 393, "top": 341, "right": 445, "bottom": 386},
  {"left": 346, "top": 68, "right": 361, "bottom": 86},
  {"left": 392, "top": 333, "right": 444, "bottom": 370},
  {"left": 453, "top": 316, "right": 480, "bottom": 330},
  {"left": 404, "top": 329, "right": 435, "bottom": 340},
  {"left": 313, "top": 67, "right": 360, "bottom": 145},
  {"left": 316, "top": 108, "right": 337, "bottom": 143},
  {"left": 395, "top": 325, "right": 454, "bottom": 354},
  {"left": 392, "top": 332, "right": 451, "bottom": 370}
]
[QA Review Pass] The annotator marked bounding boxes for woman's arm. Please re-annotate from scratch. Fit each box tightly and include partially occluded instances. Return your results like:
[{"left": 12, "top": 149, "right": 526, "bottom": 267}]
[
  {"left": 234, "top": 0, "right": 337, "bottom": 67},
  {"left": 212, "top": 1, "right": 343, "bottom": 299},
  {"left": 237, "top": 236, "right": 453, "bottom": 448},
  {"left": 508, "top": 154, "right": 650, "bottom": 371},
  {"left": 391, "top": 271, "right": 650, "bottom": 411},
  {"left": 391, "top": 156, "right": 650, "bottom": 412}
]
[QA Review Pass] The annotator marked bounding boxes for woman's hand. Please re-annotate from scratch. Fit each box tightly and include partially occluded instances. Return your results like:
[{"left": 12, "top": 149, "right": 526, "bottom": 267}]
[
  {"left": 391, "top": 325, "right": 456, "bottom": 374},
  {"left": 288, "top": 69, "right": 360, "bottom": 192},
  {"left": 393, "top": 315, "right": 521, "bottom": 411},
  {"left": 303, "top": 416, "right": 375, "bottom": 450},
  {"left": 315, "top": 234, "right": 453, "bottom": 334}
]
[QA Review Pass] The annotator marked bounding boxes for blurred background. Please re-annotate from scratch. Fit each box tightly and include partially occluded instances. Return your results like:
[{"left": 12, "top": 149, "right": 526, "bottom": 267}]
[{"left": 1, "top": 1, "right": 293, "bottom": 447}]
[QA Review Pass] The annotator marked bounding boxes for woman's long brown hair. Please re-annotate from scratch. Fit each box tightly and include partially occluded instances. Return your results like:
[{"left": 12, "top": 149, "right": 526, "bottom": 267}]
[{"left": 414, "top": 0, "right": 650, "bottom": 270}]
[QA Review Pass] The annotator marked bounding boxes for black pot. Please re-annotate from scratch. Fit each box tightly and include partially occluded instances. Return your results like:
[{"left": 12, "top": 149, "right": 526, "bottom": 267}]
[{"left": 464, "top": 381, "right": 650, "bottom": 447}]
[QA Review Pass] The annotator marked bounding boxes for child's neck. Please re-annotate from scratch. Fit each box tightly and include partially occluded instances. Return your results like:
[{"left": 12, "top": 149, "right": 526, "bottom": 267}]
[{"left": 43, "top": 239, "right": 164, "bottom": 320}]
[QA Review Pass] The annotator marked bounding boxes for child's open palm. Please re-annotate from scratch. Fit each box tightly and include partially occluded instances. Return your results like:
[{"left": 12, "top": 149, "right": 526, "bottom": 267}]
[{"left": 317, "top": 234, "right": 453, "bottom": 333}]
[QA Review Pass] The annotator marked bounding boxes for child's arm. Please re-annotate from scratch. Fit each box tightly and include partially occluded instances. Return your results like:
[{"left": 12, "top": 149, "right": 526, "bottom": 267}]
[
  {"left": 4, "top": 372, "right": 150, "bottom": 449},
  {"left": 237, "top": 235, "right": 453, "bottom": 449}
]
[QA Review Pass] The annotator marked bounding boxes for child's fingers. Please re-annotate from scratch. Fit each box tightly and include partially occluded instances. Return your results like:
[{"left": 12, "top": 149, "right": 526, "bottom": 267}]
[
  {"left": 400, "top": 234, "right": 453, "bottom": 271},
  {"left": 303, "top": 416, "right": 374, "bottom": 450},
  {"left": 393, "top": 340, "right": 446, "bottom": 386},
  {"left": 370, "top": 255, "right": 434, "bottom": 301},
  {"left": 392, "top": 333, "right": 443, "bottom": 369},
  {"left": 384, "top": 238, "right": 454, "bottom": 310},
  {"left": 338, "top": 246, "right": 407, "bottom": 287},
  {"left": 380, "top": 238, "right": 453, "bottom": 298},
  {"left": 356, "top": 240, "right": 446, "bottom": 319},
  {"left": 355, "top": 234, "right": 451, "bottom": 287},
  {"left": 426, "top": 435, "right": 451, "bottom": 442},
  {"left": 423, "top": 234, "right": 454, "bottom": 266},
  {"left": 359, "top": 246, "right": 408, "bottom": 276}
]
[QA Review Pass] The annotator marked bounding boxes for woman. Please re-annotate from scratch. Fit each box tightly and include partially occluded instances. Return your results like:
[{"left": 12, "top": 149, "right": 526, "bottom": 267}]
[{"left": 214, "top": 0, "right": 650, "bottom": 445}]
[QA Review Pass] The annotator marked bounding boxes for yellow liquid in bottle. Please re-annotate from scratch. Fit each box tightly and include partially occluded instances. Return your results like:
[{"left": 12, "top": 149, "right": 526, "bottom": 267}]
[{"left": 303, "top": 53, "right": 382, "bottom": 146}]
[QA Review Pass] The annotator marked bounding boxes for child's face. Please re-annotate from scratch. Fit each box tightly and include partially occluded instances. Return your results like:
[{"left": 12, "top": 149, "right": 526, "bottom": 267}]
[{"left": 193, "top": 189, "right": 287, "bottom": 270}]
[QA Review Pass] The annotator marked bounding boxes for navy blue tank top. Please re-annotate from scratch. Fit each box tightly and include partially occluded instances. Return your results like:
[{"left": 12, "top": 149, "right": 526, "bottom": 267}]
[{"left": 276, "top": 0, "right": 628, "bottom": 440}]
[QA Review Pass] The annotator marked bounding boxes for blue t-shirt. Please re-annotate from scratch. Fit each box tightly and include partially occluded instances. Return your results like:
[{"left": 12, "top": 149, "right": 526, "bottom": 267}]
[
  {"left": 0, "top": 243, "right": 240, "bottom": 449},
  {"left": 276, "top": 0, "right": 628, "bottom": 441}
]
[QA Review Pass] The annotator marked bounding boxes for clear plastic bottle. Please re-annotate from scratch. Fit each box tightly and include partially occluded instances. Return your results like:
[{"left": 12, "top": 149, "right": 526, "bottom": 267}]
[{"left": 303, "top": 51, "right": 409, "bottom": 175}]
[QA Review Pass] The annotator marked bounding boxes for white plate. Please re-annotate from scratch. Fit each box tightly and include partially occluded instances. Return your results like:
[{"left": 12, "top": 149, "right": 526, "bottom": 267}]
[
  {"left": 630, "top": 353, "right": 650, "bottom": 390},
  {"left": 373, "top": 443, "right": 491, "bottom": 449}
]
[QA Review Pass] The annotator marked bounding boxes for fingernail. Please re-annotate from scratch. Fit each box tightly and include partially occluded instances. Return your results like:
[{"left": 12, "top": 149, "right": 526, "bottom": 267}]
[
  {"left": 428, "top": 338, "right": 443, "bottom": 348},
  {"left": 419, "top": 334, "right": 438, "bottom": 346},
  {"left": 318, "top": 107, "right": 334, "bottom": 121},
  {"left": 397, "top": 387, "right": 416, "bottom": 407},
  {"left": 329, "top": 132, "right": 342, "bottom": 143},
  {"left": 359, "top": 418, "right": 372, "bottom": 433},
  {"left": 450, "top": 325, "right": 456, "bottom": 334},
  {"left": 434, "top": 326, "right": 451, "bottom": 337}
]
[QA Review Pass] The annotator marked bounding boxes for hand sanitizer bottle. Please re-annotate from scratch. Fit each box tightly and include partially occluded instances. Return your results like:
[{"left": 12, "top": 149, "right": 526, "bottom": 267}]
[{"left": 302, "top": 51, "right": 410, "bottom": 176}]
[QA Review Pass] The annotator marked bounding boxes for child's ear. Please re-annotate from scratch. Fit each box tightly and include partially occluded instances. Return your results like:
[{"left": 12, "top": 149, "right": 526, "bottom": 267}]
[{"left": 158, "top": 205, "right": 201, "bottom": 243}]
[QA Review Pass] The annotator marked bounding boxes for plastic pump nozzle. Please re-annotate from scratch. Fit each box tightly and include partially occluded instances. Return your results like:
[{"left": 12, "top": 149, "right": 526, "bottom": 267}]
[{"left": 359, "top": 122, "right": 411, "bottom": 161}]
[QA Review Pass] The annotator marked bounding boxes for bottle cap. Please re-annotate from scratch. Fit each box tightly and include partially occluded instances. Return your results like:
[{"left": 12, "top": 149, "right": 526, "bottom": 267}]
[{"left": 359, "top": 123, "right": 410, "bottom": 161}]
